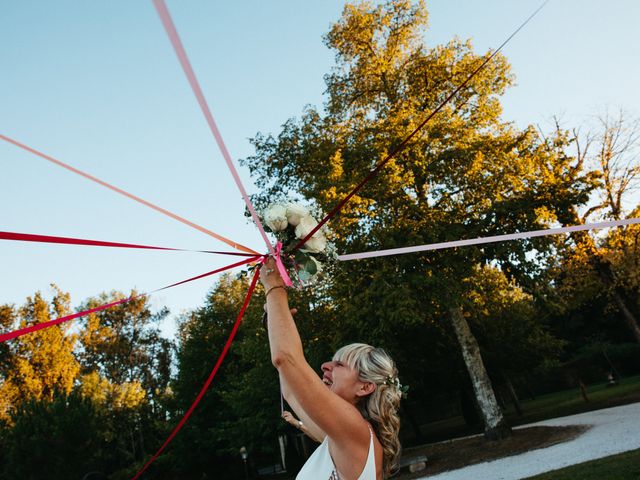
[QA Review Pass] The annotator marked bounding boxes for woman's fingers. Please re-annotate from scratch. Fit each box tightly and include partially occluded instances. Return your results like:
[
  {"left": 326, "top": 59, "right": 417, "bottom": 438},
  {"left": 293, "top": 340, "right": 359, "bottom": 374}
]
[{"left": 260, "top": 256, "right": 286, "bottom": 289}]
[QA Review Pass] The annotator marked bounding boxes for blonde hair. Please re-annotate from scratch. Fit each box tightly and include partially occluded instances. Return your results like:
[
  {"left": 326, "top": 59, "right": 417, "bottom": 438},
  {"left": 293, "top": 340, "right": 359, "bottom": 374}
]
[{"left": 333, "top": 343, "right": 402, "bottom": 478}]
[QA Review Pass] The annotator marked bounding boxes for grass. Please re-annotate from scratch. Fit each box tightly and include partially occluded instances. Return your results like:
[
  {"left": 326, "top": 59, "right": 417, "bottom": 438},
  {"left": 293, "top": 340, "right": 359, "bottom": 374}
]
[{"left": 522, "top": 448, "right": 640, "bottom": 480}]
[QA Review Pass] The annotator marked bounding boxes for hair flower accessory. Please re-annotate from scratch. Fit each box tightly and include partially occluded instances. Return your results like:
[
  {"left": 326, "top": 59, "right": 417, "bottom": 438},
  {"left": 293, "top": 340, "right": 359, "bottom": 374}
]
[
  {"left": 259, "top": 200, "right": 337, "bottom": 287},
  {"left": 384, "top": 375, "right": 409, "bottom": 399}
]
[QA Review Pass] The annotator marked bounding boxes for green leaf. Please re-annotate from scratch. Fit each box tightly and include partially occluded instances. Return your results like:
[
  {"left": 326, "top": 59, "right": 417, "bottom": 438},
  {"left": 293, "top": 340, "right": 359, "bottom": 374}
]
[
  {"left": 305, "top": 259, "right": 318, "bottom": 275},
  {"left": 295, "top": 250, "right": 309, "bottom": 265}
]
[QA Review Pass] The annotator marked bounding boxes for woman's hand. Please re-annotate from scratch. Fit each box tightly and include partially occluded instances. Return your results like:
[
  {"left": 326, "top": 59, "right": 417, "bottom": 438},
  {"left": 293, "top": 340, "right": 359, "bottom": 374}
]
[
  {"left": 283, "top": 410, "right": 305, "bottom": 432},
  {"left": 282, "top": 410, "right": 297, "bottom": 425},
  {"left": 260, "top": 256, "right": 286, "bottom": 291}
]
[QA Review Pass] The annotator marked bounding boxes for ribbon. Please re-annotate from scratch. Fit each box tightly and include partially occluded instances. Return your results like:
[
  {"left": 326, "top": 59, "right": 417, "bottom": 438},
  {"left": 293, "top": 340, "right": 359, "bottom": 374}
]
[
  {"left": 131, "top": 266, "right": 262, "bottom": 480},
  {"left": 0, "top": 255, "right": 261, "bottom": 343},
  {"left": 274, "top": 241, "right": 294, "bottom": 287},
  {"left": 152, "top": 0, "right": 275, "bottom": 257},
  {"left": 0, "top": 133, "right": 258, "bottom": 255},
  {"left": 294, "top": 0, "right": 549, "bottom": 252},
  {"left": 338, "top": 218, "right": 640, "bottom": 261},
  {"left": 0, "top": 230, "right": 258, "bottom": 257}
]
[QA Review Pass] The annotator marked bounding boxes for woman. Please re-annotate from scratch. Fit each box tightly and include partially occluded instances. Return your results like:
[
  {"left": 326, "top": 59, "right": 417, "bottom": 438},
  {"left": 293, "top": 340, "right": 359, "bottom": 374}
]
[{"left": 261, "top": 257, "right": 402, "bottom": 479}]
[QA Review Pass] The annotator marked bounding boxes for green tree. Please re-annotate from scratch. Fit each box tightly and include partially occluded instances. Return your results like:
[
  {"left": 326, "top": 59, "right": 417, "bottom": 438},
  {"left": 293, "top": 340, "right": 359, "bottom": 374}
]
[
  {"left": 242, "top": 0, "right": 595, "bottom": 439},
  {"left": 167, "top": 271, "right": 335, "bottom": 478},
  {"left": 76, "top": 291, "right": 174, "bottom": 472},
  {"left": 1, "top": 392, "right": 108, "bottom": 480},
  {"left": 0, "top": 286, "right": 80, "bottom": 423},
  {"left": 547, "top": 112, "right": 640, "bottom": 343}
]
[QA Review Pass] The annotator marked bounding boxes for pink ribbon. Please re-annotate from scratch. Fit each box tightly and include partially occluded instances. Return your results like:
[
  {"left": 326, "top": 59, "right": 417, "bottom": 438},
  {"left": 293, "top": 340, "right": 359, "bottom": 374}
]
[
  {"left": 338, "top": 217, "right": 640, "bottom": 261},
  {"left": 274, "top": 241, "right": 294, "bottom": 287},
  {"left": 152, "top": 0, "right": 275, "bottom": 258},
  {"left": 0, "top": 134, "right": 258, "bottom": 254}
]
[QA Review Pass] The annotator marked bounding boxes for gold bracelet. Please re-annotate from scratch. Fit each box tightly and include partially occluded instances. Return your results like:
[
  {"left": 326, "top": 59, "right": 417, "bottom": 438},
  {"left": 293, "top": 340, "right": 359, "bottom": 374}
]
[{"left": 265, "top": 285, "right": 286, "bottom": 298}]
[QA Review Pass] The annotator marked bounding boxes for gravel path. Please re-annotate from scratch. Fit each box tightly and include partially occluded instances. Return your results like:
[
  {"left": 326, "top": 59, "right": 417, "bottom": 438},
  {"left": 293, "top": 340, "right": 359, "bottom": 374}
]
[{"left": 419, "top": 402, "right": 640, "bottom": 480}]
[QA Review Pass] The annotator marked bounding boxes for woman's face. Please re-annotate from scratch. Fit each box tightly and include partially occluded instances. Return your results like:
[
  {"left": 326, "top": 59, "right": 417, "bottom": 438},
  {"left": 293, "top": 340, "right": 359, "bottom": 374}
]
[{"left": 321, "top": 359, "right": 365, "bottom": 404}]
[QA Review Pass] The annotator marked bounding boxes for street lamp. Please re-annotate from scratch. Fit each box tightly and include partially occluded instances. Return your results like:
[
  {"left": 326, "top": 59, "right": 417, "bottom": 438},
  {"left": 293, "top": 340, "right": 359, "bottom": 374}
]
[{"left": 240, "top": 446, "right": 249, "bottom": 480}]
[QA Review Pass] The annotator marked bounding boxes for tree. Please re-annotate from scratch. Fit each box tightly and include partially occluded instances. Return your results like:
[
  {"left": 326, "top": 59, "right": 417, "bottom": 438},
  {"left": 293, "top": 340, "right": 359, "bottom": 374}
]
[
  {"left": 1, "top": 392, "right": 108, "bottom": 480},
  {"left": 0, "top": 286, "right": 80, "bottom": 423},
  {"left": 242, "top": 0, "right": 595, "bottom": 439},
  {"left": 547, "top": 112, "right": 640, "bottom": 343},
  {"left": 463, "top": 265, "right": 565, "bottom": 414},
  {"left": 168, "top": 274, "right": 270, "bottom": 478},
  {"left": 76, "top": 291, "right": 174, "bottom": 469}
]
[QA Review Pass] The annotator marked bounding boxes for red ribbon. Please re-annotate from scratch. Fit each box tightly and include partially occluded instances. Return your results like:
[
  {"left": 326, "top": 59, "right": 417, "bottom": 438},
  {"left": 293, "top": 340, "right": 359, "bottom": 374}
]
[
  {"left": 0, "top": 256, "right": 261, "bottom": 343},
  {"left": 131, "top": 266, "right": 262, "bottom": 480},
  {"left": 0, "top": 133, "right": 259, "bottom": 255},
  {"left": 0, "top": 230, "right": 257, "bottom": 257}
]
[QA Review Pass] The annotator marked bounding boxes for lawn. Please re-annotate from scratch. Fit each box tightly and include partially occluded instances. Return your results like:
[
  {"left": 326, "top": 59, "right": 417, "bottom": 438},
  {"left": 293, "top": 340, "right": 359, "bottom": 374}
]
[{"left": 522, "top": 448, "right": 640, "bottom": 480}]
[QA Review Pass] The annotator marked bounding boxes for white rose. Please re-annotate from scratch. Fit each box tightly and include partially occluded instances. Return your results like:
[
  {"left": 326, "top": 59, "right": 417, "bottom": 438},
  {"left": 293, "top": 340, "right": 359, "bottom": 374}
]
[
  {"left": 264, "top": 204, "right": 288, "bottom": 232},
  {"left": 295, "top": 216, "right": 327, "bottom": 253},
  {"left": 285, "top": 203, "right": 310, "bottom": 226},
  {"left": 294, "top": 215, "right": 319, "bottom": 239},
  {"left": 300, "top": 234, "right": 327, "bottom": 253}
]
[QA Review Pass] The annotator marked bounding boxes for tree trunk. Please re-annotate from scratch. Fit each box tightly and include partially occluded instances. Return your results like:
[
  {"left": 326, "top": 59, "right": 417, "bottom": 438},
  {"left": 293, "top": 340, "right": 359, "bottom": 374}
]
[
  {"left": 611, "top": 289, "right": 640, "bottom": 343},
  {"left": 450, "top": 307, "right": 511, "bottom": 440},
  {"left": 503, "top": 373, "right": 523, "bottom": 417}
]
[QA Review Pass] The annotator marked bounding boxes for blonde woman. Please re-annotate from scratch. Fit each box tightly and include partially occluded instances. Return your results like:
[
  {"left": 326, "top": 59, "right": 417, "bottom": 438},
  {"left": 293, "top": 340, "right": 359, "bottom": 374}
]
[{"left": 261, "top": 257, "right": 402, "bottom": 479}]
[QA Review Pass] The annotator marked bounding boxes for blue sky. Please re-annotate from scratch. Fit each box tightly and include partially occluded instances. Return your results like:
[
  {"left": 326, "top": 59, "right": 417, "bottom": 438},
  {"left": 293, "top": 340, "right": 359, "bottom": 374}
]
[{"left": 1, "top": 1, "right": 639, "bottom": 337}]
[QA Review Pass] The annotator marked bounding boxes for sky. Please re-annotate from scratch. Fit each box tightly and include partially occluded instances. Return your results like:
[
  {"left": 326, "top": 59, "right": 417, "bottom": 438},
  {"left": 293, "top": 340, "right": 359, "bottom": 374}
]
[{"left": 1, "top": 1, "right": 639, "bottom": 338}]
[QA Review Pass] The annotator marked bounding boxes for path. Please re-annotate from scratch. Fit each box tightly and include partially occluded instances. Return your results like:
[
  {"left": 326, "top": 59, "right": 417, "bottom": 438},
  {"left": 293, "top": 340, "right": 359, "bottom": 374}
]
[{"left": 419, "top": 402, "right": 640, "bottom": 480}]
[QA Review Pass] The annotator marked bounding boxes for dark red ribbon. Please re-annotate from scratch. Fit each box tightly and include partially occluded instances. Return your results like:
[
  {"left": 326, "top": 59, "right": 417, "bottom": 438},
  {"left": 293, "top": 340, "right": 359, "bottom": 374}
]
[
  {"left": 0, "top": 230, "right": 257, "bottom": 257},
  {"left": 131, "top": 266, "right": 262, "bottom": 480},
  {"left": 294, "top": 1, "right": 548, "bottom": 251},
  {"left": 0, "top": 255, "right": 261, "bottom": 343}
]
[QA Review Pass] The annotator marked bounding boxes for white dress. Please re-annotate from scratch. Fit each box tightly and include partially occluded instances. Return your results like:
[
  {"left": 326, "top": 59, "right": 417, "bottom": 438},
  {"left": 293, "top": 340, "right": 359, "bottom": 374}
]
[{"left": 296, "top": 427, "right": 377, "bottom": 480}]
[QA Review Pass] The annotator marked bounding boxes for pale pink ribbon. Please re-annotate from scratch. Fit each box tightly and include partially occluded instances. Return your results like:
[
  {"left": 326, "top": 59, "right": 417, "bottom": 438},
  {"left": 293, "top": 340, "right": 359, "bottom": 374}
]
[
  {"left": 274, "top": 241, "right": 294, "bottom": 287},
  {"left": 338, "top": 218, "right": 640, "bottom": 261},
  {"left": 153, "top": 0, "right": 275, "bottom": 257}
]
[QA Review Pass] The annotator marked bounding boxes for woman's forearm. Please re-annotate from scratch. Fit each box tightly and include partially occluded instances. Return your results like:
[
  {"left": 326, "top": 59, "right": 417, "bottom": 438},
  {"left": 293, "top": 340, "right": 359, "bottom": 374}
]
[{"left": 266, "top": 288, "right": 304, "bottom": 367}]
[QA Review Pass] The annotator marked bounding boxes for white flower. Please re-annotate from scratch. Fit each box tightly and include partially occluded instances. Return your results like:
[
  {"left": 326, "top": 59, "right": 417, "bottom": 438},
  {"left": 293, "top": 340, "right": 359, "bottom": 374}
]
[
  {"left": 285, "top": 203, "right": 310, "bottom": 226},
  {"left": 294, "top": 215, "right": 318, "bottom": 239},
  {"left": 301, "top": 234, "right": 327, "bottom": 253},
  {"left": 295, "top": 216, "right": 327, "bottom": 253},
  {"left": 263, "top": 204, "right": 288, "bottom": 232}
]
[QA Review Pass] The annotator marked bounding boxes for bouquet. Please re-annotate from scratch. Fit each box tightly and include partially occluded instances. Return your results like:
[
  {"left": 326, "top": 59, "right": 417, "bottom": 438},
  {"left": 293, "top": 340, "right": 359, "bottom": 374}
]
[{"left": 261, "top": 201, "right": 336, "bottom": 286}]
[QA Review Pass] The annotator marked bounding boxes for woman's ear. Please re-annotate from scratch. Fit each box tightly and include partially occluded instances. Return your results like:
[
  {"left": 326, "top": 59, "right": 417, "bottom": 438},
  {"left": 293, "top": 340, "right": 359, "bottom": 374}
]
[{"left": 356, "top": 381, "right": 376, "bottom": 398}]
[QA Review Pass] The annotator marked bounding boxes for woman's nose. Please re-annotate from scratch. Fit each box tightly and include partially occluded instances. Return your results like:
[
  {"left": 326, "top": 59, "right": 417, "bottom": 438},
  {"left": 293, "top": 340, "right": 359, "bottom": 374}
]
[{"left": 321, "top": 361, "right": 333, "bottom": 372}]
